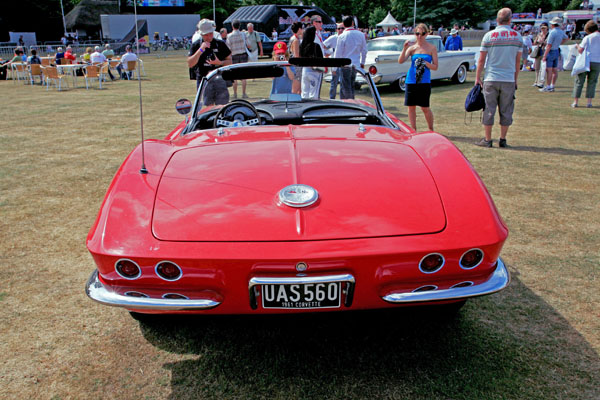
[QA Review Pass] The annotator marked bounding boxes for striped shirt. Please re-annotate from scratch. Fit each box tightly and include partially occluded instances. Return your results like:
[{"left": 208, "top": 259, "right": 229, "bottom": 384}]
[
  {"left": 480, "top": 25, "right": 523, "bottom": 82},
  {"left": 227, "top": 30, "right": 247, "bottom": 56}
]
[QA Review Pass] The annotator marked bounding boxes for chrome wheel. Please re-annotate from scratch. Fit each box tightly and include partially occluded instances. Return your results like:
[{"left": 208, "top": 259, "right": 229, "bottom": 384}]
[{"left": 452, "top": 64, "right": 467, "bottom": 84}]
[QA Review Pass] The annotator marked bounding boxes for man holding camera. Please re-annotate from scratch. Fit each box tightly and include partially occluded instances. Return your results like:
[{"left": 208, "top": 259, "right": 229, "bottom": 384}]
[{"left": 188, "top": 19, "right": 232, "bottom": 105}]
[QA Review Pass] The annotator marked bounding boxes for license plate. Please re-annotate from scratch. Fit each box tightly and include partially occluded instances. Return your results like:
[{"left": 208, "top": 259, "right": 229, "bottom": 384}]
[{"left": 261, "top": 282, "right": 342, "bottom": 309}]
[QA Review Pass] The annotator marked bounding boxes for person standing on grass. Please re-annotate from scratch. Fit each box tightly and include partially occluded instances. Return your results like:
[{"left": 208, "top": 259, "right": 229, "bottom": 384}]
[
  {"left": 324, "top": 23, "right": 344, "bottom": 99},
  {"left": 571, "top": 20, "right": 600, "bottom": 108},
  {"left": 334, "top": 16, "right": 367, "bottom": 100},
  {"left": 532, "top": 23, "right": 549, "bottom": 88},
  {"left": 539, "top": 17, "right": 568, "bottom": 93},
  {"left": 398, "top": 23, "right": 438, "bottom": 131},
  {"left": 245, "top": 23, "right": 263, "bottom": 62},
  {"left": 227, "top": 19, "right": 249, "bottom": 99},
  {"left": 475, "top": 8, "right": 522, "bottom": 148}
]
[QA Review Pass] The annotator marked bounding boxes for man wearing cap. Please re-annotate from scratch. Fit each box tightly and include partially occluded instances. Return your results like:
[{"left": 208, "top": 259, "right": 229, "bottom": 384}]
[
  {"left": 540, "top": 17, "right": 568, "bottom": 92},
  {"left": 227, "top": 19, "right": 249, "bottom": 99},
  {"left": 271, "top": 41, "right": 295, "bottom": 95},
  {"left": 444, "top": 29, "right": 463, "bottom": 51},
  {"left": 188, "top": 19, "right": 232, "bottom": 105},
  {"left": 475, "top": 8, "right": 522, "bottom": 148}
]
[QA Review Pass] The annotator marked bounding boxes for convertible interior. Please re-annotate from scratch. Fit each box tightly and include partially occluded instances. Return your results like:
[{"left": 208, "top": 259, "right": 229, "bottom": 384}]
[{"left": 181, "top": 61, "right": 395, "bottom": 134}]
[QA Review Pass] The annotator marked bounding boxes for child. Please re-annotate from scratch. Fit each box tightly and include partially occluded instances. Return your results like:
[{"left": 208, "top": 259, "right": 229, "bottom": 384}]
[{"left": 271, "top": 42, "right": 296, "bottom": 96}]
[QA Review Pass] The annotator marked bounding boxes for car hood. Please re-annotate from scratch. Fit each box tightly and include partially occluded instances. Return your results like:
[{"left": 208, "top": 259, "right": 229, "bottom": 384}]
[{"left": 152, "top": 137, "right": 446, "bottom": 241}]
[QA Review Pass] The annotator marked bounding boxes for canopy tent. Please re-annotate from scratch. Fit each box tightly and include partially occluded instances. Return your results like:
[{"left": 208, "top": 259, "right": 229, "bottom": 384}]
[{"left": 376, "top": 12, "right": 401, "bottom": 28}]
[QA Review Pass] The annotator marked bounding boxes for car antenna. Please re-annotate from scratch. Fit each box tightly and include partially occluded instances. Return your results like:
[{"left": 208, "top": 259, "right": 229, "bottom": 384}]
[{"left": 133, "top": 1, "right": 148, "bottom": 174}]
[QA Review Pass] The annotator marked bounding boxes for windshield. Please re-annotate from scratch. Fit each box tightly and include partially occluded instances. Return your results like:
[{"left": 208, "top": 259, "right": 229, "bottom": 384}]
[
  {"left": 367, "top": 40, "right": 405, "bottom": 52},
  {"left": 186, "top": 61, "right": 393, "bottom": 133}
]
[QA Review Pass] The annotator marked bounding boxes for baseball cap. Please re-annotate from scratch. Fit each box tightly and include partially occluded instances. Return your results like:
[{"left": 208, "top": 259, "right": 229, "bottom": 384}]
[{"left": 273, "top": 41, "right": 287, "bottom": 54}]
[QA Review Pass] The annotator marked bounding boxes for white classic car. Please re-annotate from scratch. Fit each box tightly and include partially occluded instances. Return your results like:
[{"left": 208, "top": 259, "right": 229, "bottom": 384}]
[{"left": 360, "top": 35, "right": 476, "bottom": 91}]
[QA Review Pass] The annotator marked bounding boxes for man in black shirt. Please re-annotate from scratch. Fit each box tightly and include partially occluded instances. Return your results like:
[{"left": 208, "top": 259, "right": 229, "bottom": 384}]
[{"left": 188, "top": 19, "right": 232, "bottom": 105}]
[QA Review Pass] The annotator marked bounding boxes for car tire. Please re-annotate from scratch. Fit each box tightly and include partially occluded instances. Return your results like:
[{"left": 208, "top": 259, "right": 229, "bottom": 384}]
[
  {"left": 394, "top": 76, "right": 406, "bottom": 92},
  {"left": 452, "top": 63, "right": 468, "bottom": 84}
]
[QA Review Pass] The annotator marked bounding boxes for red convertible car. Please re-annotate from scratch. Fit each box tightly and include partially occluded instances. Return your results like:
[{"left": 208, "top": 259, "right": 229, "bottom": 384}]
[{"left": 86, "top": 59, "right": 509, "bottom": 318}]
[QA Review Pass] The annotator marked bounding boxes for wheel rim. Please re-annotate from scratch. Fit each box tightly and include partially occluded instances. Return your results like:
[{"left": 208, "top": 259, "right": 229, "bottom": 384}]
[{"left": 458, "top": 65, "right": 466, "bottom": 83}]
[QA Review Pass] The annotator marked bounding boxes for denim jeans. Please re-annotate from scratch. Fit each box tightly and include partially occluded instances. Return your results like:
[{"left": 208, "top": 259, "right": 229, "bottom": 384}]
[
  {"left": 339, "top": 67, "right": 356, "bottom": 100},
  {"left": 329, "top": 70, "right": 339, "bottom": 99}
]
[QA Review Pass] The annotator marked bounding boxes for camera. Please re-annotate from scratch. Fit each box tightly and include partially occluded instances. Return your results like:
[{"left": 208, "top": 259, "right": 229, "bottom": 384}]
[{"left": 277, "top": 55, "right": 286, "bottom": 61}]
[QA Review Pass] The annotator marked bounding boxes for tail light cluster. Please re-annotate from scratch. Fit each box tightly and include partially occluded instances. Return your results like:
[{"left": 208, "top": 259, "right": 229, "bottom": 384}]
[
  {"left": 418, "top": 249, "right": 485, "bottom": 274},
  {"left": 115, "top": 259, "right": 182, "bottom": 281}
]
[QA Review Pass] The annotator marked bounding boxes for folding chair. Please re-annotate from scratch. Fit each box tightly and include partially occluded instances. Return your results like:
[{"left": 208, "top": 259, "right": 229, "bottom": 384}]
[
  {"left": 44, "top": 67, "right": 69, "bottom": 91},
  {"left": 29, "top": 64, "right": 43, "bottom": 85},
  {"left": 61, "top": 58, "right": 72, "bottom": 65},
  {"left": 99, "top": 63, "right": 110, "bottom": 86},
  {"left": 41, "top": 58, "right": 51, "bottom": 66}
]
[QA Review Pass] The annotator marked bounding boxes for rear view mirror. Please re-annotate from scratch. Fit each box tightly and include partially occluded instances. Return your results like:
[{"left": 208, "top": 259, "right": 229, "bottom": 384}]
[{"left": 175, "top": 98, "right": 192, "bottom": 115}]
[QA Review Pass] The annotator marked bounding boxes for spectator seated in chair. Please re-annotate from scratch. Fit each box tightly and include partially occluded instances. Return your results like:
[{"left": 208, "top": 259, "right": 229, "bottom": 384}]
[{"left": 116, "top": 45, "right": 138, "bottom": 79}]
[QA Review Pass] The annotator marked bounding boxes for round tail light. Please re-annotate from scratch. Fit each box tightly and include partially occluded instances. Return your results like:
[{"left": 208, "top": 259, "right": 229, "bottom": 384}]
[
  {"left": 460, "top": 249, "right": 484, "bottom": 269},
  {"left": 419, "top": 253, "right": 445, "bottom": 274},
  {"left": 115, "top": 259, "right": 141, "bottom": 279},
  {"left": 155, "top": 261, "right": 182, "bottom": 281},
  {"left": 368, "top": 65, "right": 377, "bottom": 75}
]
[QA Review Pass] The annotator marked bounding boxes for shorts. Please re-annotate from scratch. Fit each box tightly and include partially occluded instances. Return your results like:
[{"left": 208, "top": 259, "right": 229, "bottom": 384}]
[
  {"left": 232, "top": 53, "right": 248, "bottom": 64},
  {"left": 482, "top": 81, "right": 516, "bottom": 126},
  {"left": 404, "top": 83, "right": 431, "bottom": 107},
  {"left": 546, "top": 49, "right": 559, "bottom": 68}
]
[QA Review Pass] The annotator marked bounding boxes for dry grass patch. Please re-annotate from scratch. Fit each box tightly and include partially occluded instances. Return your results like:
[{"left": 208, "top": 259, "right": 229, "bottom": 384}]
[{"left": 0, "top": 53, "right": 598, "bottom": 399}]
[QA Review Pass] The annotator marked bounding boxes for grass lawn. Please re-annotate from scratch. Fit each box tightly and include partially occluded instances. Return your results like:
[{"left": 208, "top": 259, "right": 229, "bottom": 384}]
[{"left": 0, "top": 52, "right": 598, "bottom": 399}]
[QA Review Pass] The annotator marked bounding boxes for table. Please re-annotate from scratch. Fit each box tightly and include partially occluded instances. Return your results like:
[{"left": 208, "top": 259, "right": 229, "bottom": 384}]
[{"left": 57, "top": 63, "right": 87, "bottom": 88}]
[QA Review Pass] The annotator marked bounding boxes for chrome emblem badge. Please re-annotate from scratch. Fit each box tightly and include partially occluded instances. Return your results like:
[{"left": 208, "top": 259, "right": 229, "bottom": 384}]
[
  {"left": 278, "top": 184, "right": 319, "bottom": 208},
  {"left": 296, "top": 262, "right": 308, "bottom": 272}
]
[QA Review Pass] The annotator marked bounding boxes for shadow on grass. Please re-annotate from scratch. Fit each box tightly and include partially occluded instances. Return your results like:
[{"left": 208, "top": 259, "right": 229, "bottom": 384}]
[
  {"left": 447, "top": 135, "right": 600, "bottom": 157},
  {"left": 138, "top": 275, "right": 598, "bottom": 400}
]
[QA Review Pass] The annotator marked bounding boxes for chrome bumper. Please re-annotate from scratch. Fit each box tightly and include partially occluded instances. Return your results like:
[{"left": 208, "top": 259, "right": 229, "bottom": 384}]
[
  {"left": 382, "top": 258, "right": 509, "bottom": 304},
  {"left": 85, "top": 270, "right": 220, "bottom": 310}
]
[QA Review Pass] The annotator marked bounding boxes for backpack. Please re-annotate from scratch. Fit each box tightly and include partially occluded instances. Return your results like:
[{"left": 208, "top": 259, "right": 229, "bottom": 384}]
[{"left": 465, "top": 83, "right": 485, "bottom": 112}]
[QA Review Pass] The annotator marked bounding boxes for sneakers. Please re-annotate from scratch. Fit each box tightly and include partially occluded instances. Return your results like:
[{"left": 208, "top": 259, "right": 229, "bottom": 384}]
[
  {"left": 242, "top": 93, "right": 249, "bottom": 99},
  {"left": 476, "top": 138, "right": 493, "bottom": 147},
  {"left": 539, "top": 86, "right": 552, "bottom": 92},
  {"left": 499, "top": 138, "right": 509, "bottom": 148},
  {"left": 571, "top": 102, "right": 578, "bottom": 108}
]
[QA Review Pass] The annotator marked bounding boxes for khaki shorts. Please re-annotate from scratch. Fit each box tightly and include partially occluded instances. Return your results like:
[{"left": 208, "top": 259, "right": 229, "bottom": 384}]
[{"left": 482, "top": 81, "right": 516, "bottom": 126}]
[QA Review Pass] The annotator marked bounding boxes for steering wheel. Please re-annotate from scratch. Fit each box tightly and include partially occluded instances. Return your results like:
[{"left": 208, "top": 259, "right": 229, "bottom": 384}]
[{"left": 213, "top": 99, "right": 261, "bottom": 128}]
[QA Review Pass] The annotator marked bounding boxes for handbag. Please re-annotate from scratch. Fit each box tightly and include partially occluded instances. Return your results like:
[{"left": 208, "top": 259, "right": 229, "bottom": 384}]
[
  {"left": 530, "top": 45, "right": 540, "bottom": 58},
  {"left": 571, "top": 48, "right": 590, "bottom": 76}
]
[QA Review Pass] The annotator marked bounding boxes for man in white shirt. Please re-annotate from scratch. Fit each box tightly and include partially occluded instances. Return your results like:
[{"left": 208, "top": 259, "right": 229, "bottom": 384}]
[
  {"left": 334, "top": 16, "right": 367, "bottom": 99},
  {"left": 324, "top": 23, "right": 344, "bottom": 99},
  {"left": 90, "top": 46, "right": 107, "bottom": 64},
  {"left": 117, "top": 45, "right": 138, "bottom": 79}
]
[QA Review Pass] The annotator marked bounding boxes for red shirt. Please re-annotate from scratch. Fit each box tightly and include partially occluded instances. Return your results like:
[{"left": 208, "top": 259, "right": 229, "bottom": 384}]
[{"left": 64, "top": 51, "right": 76, "bottom": 61}]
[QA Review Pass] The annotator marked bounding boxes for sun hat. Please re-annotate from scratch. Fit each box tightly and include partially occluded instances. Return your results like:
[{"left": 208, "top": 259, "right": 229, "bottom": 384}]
[
  {"left": 550, "top": 17, "right": 562, "bottom": 25},
  {"left": 273, "top": 41, "right": 287, "bottom": 54},
  {"left": 198, "top": 19, "right": 216, "bottom": 35},
  {"left": 450, "top": 28, "right": 458, "bottom": 35}
]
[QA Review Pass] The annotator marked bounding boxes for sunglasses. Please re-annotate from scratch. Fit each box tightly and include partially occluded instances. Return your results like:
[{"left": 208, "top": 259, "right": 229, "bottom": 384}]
[
  {"left": 315, "top": 20, "right": 323, "bottom": 23},
  {"left": 415, "top": 32, "right": 426, "bottom": 36},
  {"left": 337, "top": 28, "right": 344, "bottom": 31}
]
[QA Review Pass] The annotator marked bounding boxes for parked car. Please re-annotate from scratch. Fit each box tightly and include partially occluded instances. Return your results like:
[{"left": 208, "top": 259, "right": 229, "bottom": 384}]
[
  {"left": 361, "top": 35, "right": 476, "bottom": 91},
  {"left": 258, "top": 32, "right": 276, "bottom": 57},
  {"left": 85, "top": 59, "right": 509, "bottom": 319}
]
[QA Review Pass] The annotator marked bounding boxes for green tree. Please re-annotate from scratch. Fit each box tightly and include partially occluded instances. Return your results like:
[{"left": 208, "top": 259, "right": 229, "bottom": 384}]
[
  {"left": 391, "top": 0, "right": 491, "bottom": 28},
  {"left": 369, "top": 7, "right": 389, "bottom": 28}
]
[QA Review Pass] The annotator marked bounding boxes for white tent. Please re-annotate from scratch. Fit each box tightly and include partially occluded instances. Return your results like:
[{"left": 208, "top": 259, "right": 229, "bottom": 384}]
[{"left": 377, "top": 12, "right": 401, "bottom": 28}]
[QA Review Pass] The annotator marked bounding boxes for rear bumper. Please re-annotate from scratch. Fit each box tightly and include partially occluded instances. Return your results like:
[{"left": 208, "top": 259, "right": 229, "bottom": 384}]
[
  {"left": 85, "top": 270, "right": 220, "bottom": 310},
  {"left": 382, "top": 258, "right": 509, "bottom": 303}
]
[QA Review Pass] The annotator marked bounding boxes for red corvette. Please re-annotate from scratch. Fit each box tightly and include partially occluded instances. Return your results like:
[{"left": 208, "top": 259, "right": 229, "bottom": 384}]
[{"left": 86, "top": 59, "right": 509, "bottom": 318}]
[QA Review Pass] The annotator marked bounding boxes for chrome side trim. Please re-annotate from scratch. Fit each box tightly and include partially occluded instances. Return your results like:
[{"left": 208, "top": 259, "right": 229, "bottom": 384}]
[
  {"left": 248, "top": 274, "right": 356, "bottom": 310},
  {"left": 85, "top": 270, "right": 220, "bottom": 310},
  {"left": 382, "top": 258, "right": 509, "bottom": 304}
]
